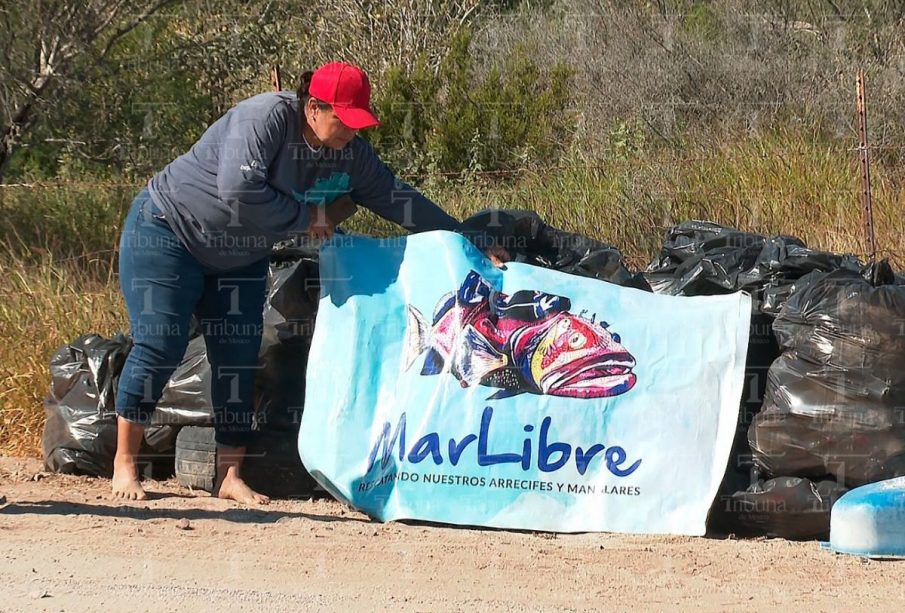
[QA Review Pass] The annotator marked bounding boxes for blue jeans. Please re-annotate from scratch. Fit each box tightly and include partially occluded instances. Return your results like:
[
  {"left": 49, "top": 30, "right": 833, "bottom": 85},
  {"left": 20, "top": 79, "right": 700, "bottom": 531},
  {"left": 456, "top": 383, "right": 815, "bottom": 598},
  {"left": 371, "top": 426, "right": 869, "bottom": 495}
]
[{"left": 116, "top": 188, "right": 269, "bottom": 447}]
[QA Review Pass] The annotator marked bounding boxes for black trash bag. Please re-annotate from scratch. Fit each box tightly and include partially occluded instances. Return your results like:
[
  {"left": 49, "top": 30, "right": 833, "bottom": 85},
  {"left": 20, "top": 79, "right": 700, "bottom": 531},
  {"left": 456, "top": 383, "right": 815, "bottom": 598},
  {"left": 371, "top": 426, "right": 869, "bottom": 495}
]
[
  {"left": 719, "top": 311, "right": 781, "bottom": 490},
  {"left": 253, "top": 241, "right": 320, "bottom": 432},
  {"left": 461, "top": 209, "right": 651, "bottom": 290},
  {"left": 709, "top": 476, "right": 847, "bottom": 540},
  {"left": 255, "top": 337, "right": 312, "bottom": 432},
  {"left": 750, "top": 262, "right": 905, "bottom": 487},
  {"left": 42, "top": 333, "right": 176, "bottom": 478},
  {"left": 644, "top": 220, "right": 861, "bottom": 305},
  {"left": 244, "top": 429, "right": 321, "bottom": 498},
  {"left": 153, "top": 334, "right": 215, "bottom": 427},
  {"left": 267, "top": 239, "right": 320, "bottom": 327}
]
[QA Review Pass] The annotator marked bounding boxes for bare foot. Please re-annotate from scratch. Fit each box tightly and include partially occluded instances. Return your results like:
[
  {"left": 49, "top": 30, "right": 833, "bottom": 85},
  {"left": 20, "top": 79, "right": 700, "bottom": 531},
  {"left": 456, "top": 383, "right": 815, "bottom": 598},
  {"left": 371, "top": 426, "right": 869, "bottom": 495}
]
[
  {"left": 111, "top": 456, "right": 146, "bottom": 501},
  {"left": 214, "top": 472, "right": 270, "bottom": 505}
]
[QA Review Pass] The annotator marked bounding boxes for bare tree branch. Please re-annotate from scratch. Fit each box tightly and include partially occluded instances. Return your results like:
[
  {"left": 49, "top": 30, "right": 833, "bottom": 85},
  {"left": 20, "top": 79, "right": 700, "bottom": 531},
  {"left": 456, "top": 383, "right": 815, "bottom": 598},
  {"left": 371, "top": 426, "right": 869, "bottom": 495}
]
[
  {"left": 91, "top": 0, "right": 132, "bottom": 38},
  {"left": 99, "top": 0, "right": 178, "bottom": 59}
]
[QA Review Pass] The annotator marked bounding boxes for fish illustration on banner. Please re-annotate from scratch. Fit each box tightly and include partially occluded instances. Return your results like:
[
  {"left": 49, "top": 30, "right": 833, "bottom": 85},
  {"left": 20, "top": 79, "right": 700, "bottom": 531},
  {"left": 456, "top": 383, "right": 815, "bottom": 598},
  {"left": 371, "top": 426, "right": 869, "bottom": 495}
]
[{"left": 403, "top": 270, "right": 637, "bottom": 400}]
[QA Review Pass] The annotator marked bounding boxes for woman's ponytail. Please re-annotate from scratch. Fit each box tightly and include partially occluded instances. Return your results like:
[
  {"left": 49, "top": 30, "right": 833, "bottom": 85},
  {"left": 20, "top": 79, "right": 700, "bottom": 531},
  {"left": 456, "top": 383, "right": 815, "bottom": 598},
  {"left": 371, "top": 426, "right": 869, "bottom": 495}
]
[{"left": 297, "top": 71, "right": 314, "bottom": 102}]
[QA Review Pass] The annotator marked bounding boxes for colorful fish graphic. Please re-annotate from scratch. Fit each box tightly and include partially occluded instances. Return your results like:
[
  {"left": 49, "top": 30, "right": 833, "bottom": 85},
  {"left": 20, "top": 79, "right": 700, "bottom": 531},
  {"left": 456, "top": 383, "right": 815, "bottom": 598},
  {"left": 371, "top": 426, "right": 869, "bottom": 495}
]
[{"left": 403, "top": 271, "right": 637, "bottom": 400}]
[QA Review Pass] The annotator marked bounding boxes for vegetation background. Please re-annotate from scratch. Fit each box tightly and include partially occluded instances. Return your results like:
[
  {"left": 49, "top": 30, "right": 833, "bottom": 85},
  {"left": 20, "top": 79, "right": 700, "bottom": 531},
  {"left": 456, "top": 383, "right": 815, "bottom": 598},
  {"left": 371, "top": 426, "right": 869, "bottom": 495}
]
[{"left": 2, "top": 0, "right": 904, "bottom": 455}]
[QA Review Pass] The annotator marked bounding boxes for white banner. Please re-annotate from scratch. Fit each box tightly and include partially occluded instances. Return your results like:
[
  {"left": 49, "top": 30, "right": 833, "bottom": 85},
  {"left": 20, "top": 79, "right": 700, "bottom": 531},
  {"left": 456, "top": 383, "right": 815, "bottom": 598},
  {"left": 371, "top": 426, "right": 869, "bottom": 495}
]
[{"left": 300, "top": 231, "right": 750, "bottom": 535}]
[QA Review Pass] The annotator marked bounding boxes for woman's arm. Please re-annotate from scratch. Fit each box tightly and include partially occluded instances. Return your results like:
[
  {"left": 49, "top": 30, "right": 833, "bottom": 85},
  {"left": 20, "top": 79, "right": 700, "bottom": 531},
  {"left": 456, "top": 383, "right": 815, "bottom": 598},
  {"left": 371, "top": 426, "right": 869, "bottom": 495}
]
[
  {"left": 347, "top": 138, "right": 464, "bottom": 233},
  {"left": 347, "top": 138, "right": 509, "bottom": 265},
  {"left": 216, "top": 104, "right": 310, "bottom": 237}
]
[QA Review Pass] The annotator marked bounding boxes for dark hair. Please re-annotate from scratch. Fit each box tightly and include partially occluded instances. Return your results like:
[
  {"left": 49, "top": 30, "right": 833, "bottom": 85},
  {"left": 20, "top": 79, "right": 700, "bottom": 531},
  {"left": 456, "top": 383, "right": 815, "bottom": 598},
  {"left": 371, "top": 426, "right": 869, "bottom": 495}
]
[{"left": 297, "top": 71, "right": 332, "bottom": 110}]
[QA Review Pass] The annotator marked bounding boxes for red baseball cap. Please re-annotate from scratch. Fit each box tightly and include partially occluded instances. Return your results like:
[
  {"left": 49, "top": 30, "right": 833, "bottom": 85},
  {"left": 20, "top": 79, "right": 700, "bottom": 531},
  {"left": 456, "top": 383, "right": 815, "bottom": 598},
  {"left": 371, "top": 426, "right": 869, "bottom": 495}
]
[{"left": 309, "top": 62, "right": 381, "bottom": 130}]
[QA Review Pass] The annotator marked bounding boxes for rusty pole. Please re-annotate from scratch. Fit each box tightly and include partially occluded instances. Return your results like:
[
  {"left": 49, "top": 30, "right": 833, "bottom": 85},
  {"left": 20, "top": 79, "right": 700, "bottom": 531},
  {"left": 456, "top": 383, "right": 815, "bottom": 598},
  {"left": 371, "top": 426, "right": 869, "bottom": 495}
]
[
  {"left": 270, "top": 65, "right": 282, "bottom": 92},
  {"left": 856, "top": 69, "right": 877, "bottom": 263}
]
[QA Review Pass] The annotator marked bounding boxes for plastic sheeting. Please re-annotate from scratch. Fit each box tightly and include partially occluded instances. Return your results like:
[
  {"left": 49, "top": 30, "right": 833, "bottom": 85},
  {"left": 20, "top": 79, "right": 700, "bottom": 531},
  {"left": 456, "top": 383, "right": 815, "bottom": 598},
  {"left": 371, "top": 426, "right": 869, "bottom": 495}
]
[
  {"left": 299, "top": 230, "right": 750, "bottom": 534},
  {"left": 751, "top": 263, "right": 905, "bottom": 487}
]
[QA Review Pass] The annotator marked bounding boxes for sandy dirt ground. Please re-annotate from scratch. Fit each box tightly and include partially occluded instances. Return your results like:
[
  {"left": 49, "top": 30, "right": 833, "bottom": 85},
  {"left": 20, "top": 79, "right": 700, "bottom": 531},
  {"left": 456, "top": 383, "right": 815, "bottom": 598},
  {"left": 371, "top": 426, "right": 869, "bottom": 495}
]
[{"left": 1, "top": 457, "right": 904, "bottom": 612}]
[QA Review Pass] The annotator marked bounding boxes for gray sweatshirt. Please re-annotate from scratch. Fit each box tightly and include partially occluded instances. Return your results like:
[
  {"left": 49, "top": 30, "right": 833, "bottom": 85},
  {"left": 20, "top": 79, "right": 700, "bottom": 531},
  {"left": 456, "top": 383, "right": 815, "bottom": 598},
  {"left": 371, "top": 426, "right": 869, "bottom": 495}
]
[{"left": 147, "top": 91, "right": 467, "bottom": 271}]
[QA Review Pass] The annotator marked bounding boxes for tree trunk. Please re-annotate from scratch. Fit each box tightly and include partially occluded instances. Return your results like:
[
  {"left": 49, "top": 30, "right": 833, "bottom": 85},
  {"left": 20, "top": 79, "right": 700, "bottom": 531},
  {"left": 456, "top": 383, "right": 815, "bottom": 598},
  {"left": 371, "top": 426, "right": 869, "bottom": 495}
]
[{"left": 0, "top": 100, "right": 36, "bottom": 184}]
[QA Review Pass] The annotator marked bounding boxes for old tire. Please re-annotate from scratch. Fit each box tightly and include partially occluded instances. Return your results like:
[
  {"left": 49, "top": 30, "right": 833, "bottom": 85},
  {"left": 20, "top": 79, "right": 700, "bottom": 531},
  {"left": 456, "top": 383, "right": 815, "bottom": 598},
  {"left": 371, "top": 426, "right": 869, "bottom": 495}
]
[{"left": 174, "top": 426, "right": 216, "bottom": 492}]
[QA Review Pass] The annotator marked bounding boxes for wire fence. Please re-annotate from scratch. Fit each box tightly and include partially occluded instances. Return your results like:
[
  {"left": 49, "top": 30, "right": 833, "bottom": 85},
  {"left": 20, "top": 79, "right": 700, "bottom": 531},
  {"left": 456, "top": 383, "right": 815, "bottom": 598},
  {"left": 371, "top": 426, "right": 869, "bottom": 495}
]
[{"left": 3, "top": 136, "right": 905, "bottom": 190}]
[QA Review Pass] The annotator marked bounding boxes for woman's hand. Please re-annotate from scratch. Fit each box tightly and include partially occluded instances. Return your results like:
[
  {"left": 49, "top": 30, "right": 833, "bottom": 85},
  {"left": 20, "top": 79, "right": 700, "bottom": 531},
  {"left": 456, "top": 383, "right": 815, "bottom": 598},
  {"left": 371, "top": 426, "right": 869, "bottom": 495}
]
[
  {"left": 306, "top": 194, "right": 358, "bottom": 240},
  {"left": 484, "top": 244, "right": 511, "bottom": 268},
  {"left": 306, "top": 207, "right": 336, "bottom": 240}
]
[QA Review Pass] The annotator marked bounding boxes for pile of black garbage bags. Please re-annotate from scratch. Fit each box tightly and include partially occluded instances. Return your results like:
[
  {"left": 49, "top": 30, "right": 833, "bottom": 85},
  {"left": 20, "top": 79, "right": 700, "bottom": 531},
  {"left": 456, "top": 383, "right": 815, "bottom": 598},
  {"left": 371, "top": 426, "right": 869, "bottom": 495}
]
[
  {"left": 645, "top": 221, "right": 905, "bottom": 540},
  {"left": 43, "top": 211, "right": 905, "bottom": 539}
]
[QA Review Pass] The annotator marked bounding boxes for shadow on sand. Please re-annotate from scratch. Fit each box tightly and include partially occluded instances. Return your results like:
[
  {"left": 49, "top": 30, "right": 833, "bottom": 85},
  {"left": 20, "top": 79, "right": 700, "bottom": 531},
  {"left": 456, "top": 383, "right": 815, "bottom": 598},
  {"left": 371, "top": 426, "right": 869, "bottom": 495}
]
[{"left": 0, "top": 499, "right": 371, "bottom": 525}]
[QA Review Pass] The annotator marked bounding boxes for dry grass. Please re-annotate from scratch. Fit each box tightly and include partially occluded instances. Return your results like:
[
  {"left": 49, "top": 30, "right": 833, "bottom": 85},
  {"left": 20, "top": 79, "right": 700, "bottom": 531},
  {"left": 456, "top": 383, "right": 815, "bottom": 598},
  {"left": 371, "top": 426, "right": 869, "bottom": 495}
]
[
  {"left": 0, "top": 255, "right": 126, "bottom": 456},
  {"left": 431, "top": 132, "right": 905, "bottom": 268}
]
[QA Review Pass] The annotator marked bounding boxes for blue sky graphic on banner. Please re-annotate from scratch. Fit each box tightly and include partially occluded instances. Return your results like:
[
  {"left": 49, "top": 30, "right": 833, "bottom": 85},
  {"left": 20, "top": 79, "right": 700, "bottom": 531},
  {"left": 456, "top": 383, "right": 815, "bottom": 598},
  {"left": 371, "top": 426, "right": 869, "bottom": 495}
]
[{"left": 299, "top": 231, "right": 751, "bottom": 535}]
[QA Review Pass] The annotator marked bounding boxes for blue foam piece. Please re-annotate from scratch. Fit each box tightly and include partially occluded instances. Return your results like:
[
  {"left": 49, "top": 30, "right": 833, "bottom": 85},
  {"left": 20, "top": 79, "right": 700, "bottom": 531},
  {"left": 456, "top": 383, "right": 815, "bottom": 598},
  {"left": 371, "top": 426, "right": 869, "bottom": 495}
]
[{"left": 829, "top": 477, "right": 905, "bottom": 558}]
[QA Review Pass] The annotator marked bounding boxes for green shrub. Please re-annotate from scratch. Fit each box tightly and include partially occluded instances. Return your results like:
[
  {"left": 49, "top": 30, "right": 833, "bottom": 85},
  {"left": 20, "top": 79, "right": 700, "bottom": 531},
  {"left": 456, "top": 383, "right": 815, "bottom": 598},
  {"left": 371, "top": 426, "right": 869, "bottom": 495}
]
[{"left": 368, "top": 29, "right": 574, "bottom": 178}]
